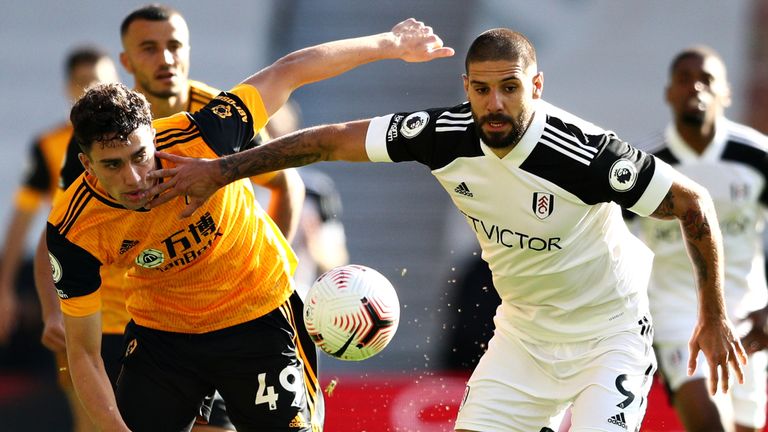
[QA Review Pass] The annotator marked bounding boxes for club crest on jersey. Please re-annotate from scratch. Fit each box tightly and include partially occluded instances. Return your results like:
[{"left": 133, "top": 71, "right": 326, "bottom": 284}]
[
  {"left": 532, "top": 192, "right": 554, "bottom": 220},
  {"left": 609, "top": 159, "right": 638, "bottom": 192},
  {"left": 135, "top": 248, "right": 165, "bottom": 269},
  {"left": 400, "top": 111, "right": 429, "bottom": 138},
  {"left": 211, "top": 104, "right": 232, "bottom": 119}
]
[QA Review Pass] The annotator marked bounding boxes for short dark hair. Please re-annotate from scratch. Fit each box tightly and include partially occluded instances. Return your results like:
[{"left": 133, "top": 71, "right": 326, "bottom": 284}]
[
  {"left": 120, "top": 3, "right": 182, "bottom": 37},
  {"left": 464, "top": 28, "right": 536, "bottom": 73},
  {"left": 465, "top": 28, "right": 537, "bottom": 73},
  {"left": 70, "top": 83, "right": 152, "bottom": 153},
  {"left": 669, "top": 45, "right": 724, "bottom": 77},
  {"left": 65, "top": 46, "right": 110, "bottom": 80}
]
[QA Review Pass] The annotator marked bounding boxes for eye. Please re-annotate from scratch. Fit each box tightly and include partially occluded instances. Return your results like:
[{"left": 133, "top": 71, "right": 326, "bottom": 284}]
[
  {"left": 474, "top": 87, "right": 489, "bottom": 95},
  {"left": 504, "top": 85, "right": 518, "bottom": 93},
  {"left": 167, "top": 42, "right": 183, "bottom": 53},
  {"left": 133, "top": 151, "right": 148, "bottom": 163}
]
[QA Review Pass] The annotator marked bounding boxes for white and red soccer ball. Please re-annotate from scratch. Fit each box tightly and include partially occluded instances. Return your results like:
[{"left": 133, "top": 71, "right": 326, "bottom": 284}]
[{"left": 303, "top": 264, "right": 400, "bottom": 361}]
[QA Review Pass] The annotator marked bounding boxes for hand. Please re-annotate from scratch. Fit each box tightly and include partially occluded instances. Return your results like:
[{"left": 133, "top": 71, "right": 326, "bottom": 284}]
[
  {"left": 688, "top": 317, "right": 747, "bottom": 395},
  {"left": 740, "top": 307, "right": 768, "bottom": 354},
  {"left": 40, "top": 312, "right": 66, "bottom": 352},
  {"left": 144, "top": 152, "right": 224, "bottom": 218},
  {"left": 391, "top": 18, "right": 455, "bottom": 63},
  {"left": 0, "top": 286, "right": 18, "bottom": 345}
]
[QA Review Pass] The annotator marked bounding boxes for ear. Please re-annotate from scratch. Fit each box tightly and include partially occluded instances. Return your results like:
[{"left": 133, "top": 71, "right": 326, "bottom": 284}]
[
  {"left": 721, "top": 82, "right": 732, "bottom": 109},
  {"left": 119, "top": 51, "right": 133, "bottom": 74},
  {"left": 78, "top": 153, "right": 94, "bottom": 176},
  {"left": 532, "top": 71, "right": 544, "bottom": 99},
  {"left": 462, "top": 73, "right": 470, "bottom": 97}
]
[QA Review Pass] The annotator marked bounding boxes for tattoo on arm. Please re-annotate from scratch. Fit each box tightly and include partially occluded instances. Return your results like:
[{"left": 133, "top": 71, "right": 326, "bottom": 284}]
[
  {"left": 218, "top": 132, "right": 325, "bottom": 183},
  {"left": 681, "top": 209, "right": 710, "bottom": 241},
  {"left": 650, "top": 190, "right": 675, "bottom": 218}
]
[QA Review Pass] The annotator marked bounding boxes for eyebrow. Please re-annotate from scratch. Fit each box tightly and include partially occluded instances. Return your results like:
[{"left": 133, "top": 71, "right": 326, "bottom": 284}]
[
  {"left": 469, "top": 75, "right": 520, "bottom": 85},
  {"left": 97, "top": 148, "right": 146, "bottom": 165}
]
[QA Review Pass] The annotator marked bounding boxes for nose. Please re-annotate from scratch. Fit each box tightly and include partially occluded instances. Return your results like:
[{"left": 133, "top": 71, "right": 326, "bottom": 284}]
[
  {"left": 161, "top": 49, "right": 175, "bottom": 65},
  {"left": 123, "top": 164, "right": 143, "bottom": 186},
  {"left": 487, "top": 89, "right": 504, "bottom": 112}
]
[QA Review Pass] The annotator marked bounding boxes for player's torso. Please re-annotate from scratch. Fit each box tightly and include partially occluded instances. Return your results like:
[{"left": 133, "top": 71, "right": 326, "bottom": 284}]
[{"left": 420, "top": 103, "right": 656, "bottom": 341}]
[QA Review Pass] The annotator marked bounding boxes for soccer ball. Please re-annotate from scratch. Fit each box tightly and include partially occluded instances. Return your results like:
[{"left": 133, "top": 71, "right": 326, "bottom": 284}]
[{"left": 303, "top": 264, "right": 400, "bottom": 361}]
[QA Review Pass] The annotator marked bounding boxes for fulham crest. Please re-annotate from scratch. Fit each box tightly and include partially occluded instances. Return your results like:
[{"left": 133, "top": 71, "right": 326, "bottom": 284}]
[
  {"left": 400, "top": 112, "right": 429, "bottom": 138},
  {"left": 609, "top": 159, "right": 638, "bottom": 192},
  {"left": 532, "top": 192, "right": 554, "bottom": 220}
]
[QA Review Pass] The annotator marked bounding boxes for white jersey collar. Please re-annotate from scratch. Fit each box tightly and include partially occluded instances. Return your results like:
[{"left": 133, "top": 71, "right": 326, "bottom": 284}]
[{"left": 664, "top": 117, "right": 728, "bottom": 163}]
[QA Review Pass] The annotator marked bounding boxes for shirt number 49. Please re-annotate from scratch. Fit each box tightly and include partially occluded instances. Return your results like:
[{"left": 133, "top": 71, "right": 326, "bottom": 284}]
[{"left": 255, "top": 365, "right": 305, "bottom": 410}]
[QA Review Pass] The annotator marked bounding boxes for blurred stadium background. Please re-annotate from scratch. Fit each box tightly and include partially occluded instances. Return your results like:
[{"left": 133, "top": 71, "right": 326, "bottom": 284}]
[{"left": 0, "top": 0, "right": 764, "bottom": 430}]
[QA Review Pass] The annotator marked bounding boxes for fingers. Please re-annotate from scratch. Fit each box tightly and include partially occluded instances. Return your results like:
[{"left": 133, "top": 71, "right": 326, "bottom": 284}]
[
  {"left": 429, "top": 46, "right": 456, "bottom": 59},
  {"left": 147, "top": 188, "right": 181, "bottom": 209},
  {"left": 734, "top": 337, "right": 748, "bottom": 366},
  {"left": 146, "top": 167, "right": 178, "bottom": 181},
  {"left": 719, "top": 358, "right": 730, "bottom": 394},
  {"left": 729, "top": 351, "right": 745, "bottom": 385},
  {"left": 180, "top": 197, "right": 206, "bottom": 219},
  {"left": 687, "top": 342, "right": 700, "bottom": 377},
  {"left": 153, "top": 151, "right": 184, "bottom": 162}
]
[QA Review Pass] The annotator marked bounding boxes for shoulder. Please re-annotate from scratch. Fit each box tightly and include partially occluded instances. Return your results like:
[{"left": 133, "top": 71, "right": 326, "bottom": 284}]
[
  {"left": 49, "top": 177, "right": 98, "bottom": 230},
  {"left": 153, "top": 112, "right": 192, "bottom": 130},
  {"left": 36, "top": 121, "right": 72, "bottom": 145},
  {"left": 189, "top": 79, "right": 222, "bottom": 101},
  {"left": 539, "top": 101, "right": 616, "bottom": 151},
  {"left": 724, "top": 119, "right": 768, "bottom": 150}
]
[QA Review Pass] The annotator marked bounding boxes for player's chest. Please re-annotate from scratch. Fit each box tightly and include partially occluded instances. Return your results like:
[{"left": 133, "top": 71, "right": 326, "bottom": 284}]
[
  {"left": 92, "top": 206, "right": 226, "bottom": 272},
  {"left": 433, "top": 159, "right": 591, "bottom": 236}
]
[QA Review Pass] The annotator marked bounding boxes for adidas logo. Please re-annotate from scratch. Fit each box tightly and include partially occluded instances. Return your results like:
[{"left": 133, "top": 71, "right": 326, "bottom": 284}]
[
  {"left": 607, "top": 412, "right": 627, "bottom": 429},
  {"left": 119, "top": 240, "right": 140, "bottom": 255},
  {"left": 454, "top": 182, "right": 473, "bottom": 197},
  {"left": 288, "top": 412, "right": 309, "bottom": 428}
]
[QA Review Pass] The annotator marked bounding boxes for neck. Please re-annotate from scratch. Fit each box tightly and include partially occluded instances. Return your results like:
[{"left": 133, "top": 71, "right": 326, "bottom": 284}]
[{"left": 676, "top": 119, "right": 716, "bottom": 155}]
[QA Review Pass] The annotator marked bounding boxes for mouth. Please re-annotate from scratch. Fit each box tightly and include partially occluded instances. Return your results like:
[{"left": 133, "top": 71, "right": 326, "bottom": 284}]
[
  {"left": 122, "top": 190, "right": 147, "bottom": 203},
  {"left": 482, "top": 119, "right": 512, "bottom": 135},
  {"left": 154, "top": 70, "right": 177, "bottom": 84}
]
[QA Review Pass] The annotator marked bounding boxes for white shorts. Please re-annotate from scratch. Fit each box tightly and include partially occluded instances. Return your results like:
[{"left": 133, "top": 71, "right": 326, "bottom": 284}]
[
  {"left": 655, "top": 342, "right": 767, "bottom": 428},
  {"left": 455, "top": 320, "right": 656, "bottom": 432}
]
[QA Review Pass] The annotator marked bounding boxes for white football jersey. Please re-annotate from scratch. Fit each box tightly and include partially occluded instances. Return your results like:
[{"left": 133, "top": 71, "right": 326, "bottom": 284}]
[
  {"left": 635, "top": 118, "right": 768, "bottom": 344},
  {"left": 365, "top": 99, "right": 675, "bottom": 343}
]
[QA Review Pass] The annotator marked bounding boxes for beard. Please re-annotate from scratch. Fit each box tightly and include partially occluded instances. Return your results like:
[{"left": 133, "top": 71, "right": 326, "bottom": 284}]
[
  {"left": 680, "top": 110, "right": 706, "bottom": 127},
  {"left": 473, "top": 109, "right": 531, "bottom": 149},
  {"left": 137, "top": 75, "right": 179, "bottom": 99}
]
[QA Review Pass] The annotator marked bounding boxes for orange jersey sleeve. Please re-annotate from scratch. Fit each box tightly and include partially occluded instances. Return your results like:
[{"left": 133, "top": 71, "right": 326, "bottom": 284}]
[{"left": 15, "top": 123, "right": 72, "bottom": 211}]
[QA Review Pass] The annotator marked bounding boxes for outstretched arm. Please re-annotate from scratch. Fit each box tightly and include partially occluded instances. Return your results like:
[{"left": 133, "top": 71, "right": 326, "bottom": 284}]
[
  {"left": 246, "top": 18, "right": 453, "bottom": 117},
  {"left": 649, "top": 175, "right": 746, "bottom": 395},
  {"left": 146, "top": 120, "right": 370, "bottom": 217}
]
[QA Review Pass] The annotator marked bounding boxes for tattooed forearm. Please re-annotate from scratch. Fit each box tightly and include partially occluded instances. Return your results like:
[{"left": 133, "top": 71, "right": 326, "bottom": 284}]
[
  {"left": 681, "top": 208, "right": 711, "bottom": 241},
  {"left": 218, "top": 131, "right": 326, "bottom": 183},
  {"left": 650, "top": 190, "right": 675, "bottom": 218},
  {"left": 685, "top": 239, "right": 709, "bottom": 282}
]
